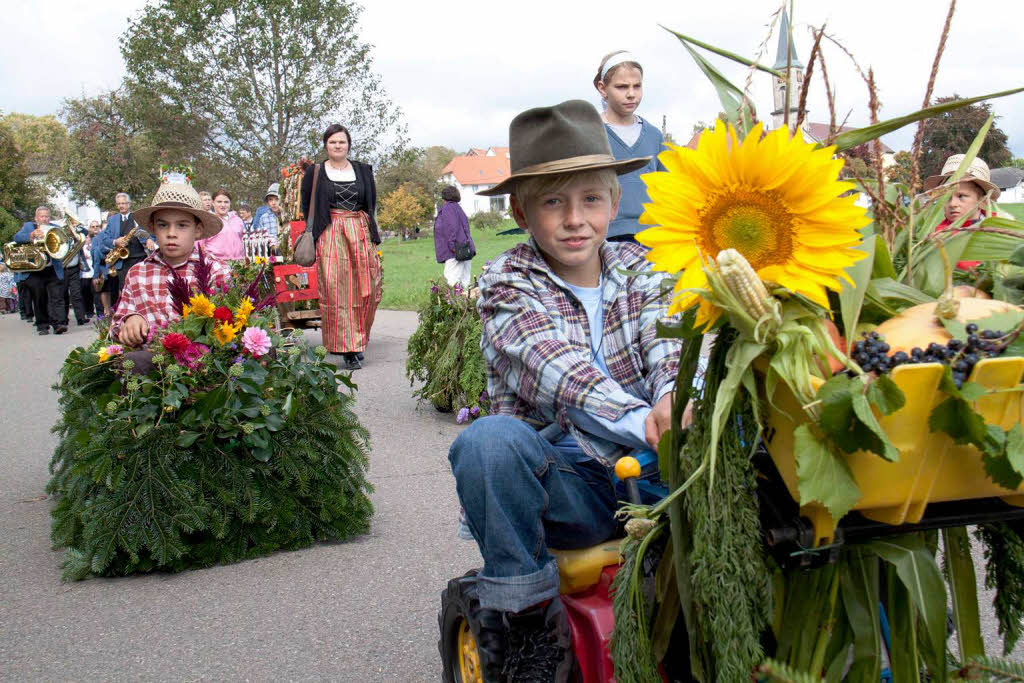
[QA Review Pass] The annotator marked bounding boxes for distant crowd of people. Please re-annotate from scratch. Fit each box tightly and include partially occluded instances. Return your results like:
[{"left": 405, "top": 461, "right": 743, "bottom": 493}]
[{"left": 1, "top": 185, "right": 284, "bottom": 335}]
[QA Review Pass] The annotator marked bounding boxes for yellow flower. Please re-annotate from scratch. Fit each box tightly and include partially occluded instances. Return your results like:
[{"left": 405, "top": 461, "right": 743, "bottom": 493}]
[
  {"left": 188, "top": 293, "right": 215, "bottom": 318},
  {"left": 213, "top": 322, "right": 239, "bottom": 345},
  {"left": 182, "top": 304, "right": 192, "bottom": 318},
  {"left": 98, "top": 348, "right": 110, "bottom": 363},
  {"left": 234, "top": 297, "right": 255, "bottom": 327},
  {"left": 637, "top": 122, "right": 870, "bottom": 330}
]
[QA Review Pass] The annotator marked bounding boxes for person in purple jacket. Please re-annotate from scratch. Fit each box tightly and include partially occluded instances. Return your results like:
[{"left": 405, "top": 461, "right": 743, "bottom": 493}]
[{"left": 433, "top": 185, "right": 474, "bottom": 288}]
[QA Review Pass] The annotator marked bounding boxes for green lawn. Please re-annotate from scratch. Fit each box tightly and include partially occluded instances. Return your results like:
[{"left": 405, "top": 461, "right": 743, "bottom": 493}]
[
  {"left": 1000, "top": 203, "right": 1024, "bottom": 220},
  {"left": 380, "top": 224, "right": 526, "bottom": 310}
]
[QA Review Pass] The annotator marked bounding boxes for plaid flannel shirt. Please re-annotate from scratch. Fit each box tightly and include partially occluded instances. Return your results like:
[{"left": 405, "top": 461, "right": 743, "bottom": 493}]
[
  {"left": 478, "top": 239, "right": 682, "bottom": 465},
  {"left": 109, "top": 247, "right": 232, "bottom": 338}
]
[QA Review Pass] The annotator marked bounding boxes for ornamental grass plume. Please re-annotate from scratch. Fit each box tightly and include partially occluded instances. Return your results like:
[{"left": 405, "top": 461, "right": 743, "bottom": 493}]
[
  {"left": 637, "top": 122, "right": 869, "bottom": 330},
  {"left": 241, "top": 327, "right": 272, "bottom": 357}
]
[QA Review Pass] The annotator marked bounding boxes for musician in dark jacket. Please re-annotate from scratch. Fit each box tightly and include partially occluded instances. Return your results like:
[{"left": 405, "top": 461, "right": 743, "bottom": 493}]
[
  {"left": 13, "top": 206, "right": 66, "bottom": 335},
  {"left": 299, "top": 124, "right": 382, "bottom": 371},
  {"left": 97, "top": 192, "right": 155, "bottom": 306}
]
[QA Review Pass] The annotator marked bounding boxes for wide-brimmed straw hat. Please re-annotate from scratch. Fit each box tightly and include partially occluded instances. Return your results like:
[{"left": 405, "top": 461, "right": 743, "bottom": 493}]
[
  {"left": 133, "top": 182, "right": 224, "bottom": 238},
  {"left": 923, "top": 154, "right": 1001, "bottom": 200},
  {"left": 478, "top": 99, "right": 651, "bottom": 196}
]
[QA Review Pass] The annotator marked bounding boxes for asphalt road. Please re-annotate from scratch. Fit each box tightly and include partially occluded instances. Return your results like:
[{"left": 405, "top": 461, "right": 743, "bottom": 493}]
[
  {"left": 0, "top": 310, "right": 1019, "bottom": 681},
  {"left": 0, "top": 310, "right": 479, "bottom": 681}
]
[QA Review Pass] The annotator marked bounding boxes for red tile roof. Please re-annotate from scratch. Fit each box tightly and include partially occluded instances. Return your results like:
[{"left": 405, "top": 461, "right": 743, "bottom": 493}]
[{"left": 442, "top": 153, "right": 511, "bottom": 186}]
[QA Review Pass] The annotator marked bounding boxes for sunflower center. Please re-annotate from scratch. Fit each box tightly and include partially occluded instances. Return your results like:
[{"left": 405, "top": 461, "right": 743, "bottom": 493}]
[{"left": 700, "top": 189, "right": 794, "bottom": 270}]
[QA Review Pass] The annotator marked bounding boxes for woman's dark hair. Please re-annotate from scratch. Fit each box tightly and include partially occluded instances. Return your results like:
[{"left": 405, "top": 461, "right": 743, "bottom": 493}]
[
  {"left": 212, "top": 188, "right": 232, "bottom": 202},
  {"left": 441, "top": 185, "right": 461, "bottom": 203},
  {"left": 322, "top": 124, "right": 352, "bottom": 148}
]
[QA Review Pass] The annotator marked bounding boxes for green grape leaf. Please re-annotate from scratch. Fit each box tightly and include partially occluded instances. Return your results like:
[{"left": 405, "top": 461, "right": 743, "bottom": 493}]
[
  {"left": 929, "top": 396, "right": 989, "bottom": 446},
  {"left": 866, "top": 374, "right": 905, "bottom": 415},
  {"left": 794, "top": 424, "right": 862, "bottom": 521},
  {"left": 958, "top": 381, "right": 987, "bottom": 403},
  {"left": 816, "top": 374, "right": 899, "bottom": 461},
  {"left": 1010, "top": 243, "right": 1024, "bottom": 267}
]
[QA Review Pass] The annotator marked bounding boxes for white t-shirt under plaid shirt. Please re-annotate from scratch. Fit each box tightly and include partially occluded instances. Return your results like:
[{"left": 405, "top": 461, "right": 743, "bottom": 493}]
[{"left": 109, "top": 247, "right": 232, "bottom": 338}]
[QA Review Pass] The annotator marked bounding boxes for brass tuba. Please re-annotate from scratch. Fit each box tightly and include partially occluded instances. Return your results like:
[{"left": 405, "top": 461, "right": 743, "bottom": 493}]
[{"left": 2, "top": 222, "right": 85, "bottom": 272}]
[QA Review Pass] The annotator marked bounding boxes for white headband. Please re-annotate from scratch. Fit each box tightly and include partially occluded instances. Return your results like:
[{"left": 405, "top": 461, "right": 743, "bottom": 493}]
[{"left": 600, "top": 52, "right": 640, "bottom": 81}]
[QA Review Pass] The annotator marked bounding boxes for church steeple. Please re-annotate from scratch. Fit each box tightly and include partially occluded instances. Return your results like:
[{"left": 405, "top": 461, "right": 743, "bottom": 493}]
[{"left": 771, "top": 10, "right": 805, "bottom": 130}]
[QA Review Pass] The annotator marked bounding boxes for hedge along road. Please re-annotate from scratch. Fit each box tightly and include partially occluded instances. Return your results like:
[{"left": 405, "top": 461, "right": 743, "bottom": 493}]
[
  {"left": 0, "top": 310, "right": 479, "bottom": 681},
  {"left": 0, "top": 309, "right": 1019, "bottom": 680}
]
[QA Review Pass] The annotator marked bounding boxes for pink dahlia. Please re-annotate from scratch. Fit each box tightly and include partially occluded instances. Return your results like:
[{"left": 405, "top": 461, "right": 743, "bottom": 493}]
[
  {"left": 181, "top": 342, "right": 210, "bottom": 369},
  {"left": 241, "top": 326, "right": 272, "bottom": 358}
]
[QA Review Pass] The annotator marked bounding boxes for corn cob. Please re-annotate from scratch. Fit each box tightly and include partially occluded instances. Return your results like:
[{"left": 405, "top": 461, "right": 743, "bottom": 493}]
[{"left": 716, "top": 248, "right": 771, "bottom": 319}]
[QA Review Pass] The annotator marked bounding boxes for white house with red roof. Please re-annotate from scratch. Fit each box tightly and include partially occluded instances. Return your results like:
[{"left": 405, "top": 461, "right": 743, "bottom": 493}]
[{"left": 440, "top": 147, "right": 511, "bottom": 216}]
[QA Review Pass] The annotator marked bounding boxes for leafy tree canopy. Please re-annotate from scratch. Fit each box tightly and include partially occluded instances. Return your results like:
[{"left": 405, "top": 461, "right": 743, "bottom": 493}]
[
  {"left": 2, "top": 112, "right": 68, "bottom": 179},
  {"left": 378, "top": 184, "right": 429, "bottom": 237},
  {"left": 919, "top": 95, "right": 1011, "bottom": 178},
  {"left": 121, "top": 0, "right": 406, "bottom": 202}
]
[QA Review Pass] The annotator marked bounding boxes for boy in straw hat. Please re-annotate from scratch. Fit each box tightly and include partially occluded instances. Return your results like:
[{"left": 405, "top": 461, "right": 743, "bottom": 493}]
[
  {"left": 447, "top": 99, "right": 685, "bottom": 680},
  {"left": 110, "top": 181, "right": 231, "bottom": 345},
  {"left": 924, "top": 153, "right": 1001, "bottom": 271}
]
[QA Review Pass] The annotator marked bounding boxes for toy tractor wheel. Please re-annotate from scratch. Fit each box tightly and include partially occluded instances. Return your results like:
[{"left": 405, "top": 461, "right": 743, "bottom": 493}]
[{"left": 439, "top": 571, "right": 487, "bottom": 683}]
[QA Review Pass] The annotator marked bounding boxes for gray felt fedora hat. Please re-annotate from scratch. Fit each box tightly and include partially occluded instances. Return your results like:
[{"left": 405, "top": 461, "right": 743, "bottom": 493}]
[{"left": 478, "top": 99, "right": 651, "bottom": 196}]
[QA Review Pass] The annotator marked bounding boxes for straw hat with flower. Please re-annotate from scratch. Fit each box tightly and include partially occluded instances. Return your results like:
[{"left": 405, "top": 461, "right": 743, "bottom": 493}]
[{"left": 132, "top": 182, "right": 224, "bottom": 238}]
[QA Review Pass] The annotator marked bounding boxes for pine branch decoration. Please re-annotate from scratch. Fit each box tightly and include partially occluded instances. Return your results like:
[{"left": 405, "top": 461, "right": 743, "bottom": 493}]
[{"left": 959, "top": 655, "right": 1024, "bottom": 681}]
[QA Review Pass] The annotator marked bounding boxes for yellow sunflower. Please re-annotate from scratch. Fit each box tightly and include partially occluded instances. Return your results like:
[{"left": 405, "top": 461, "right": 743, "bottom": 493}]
[
  {"left": 234, "top": 297, "right": 255, "bottom": 327},
  {"left": 182, "top": 304, "right": 192, "bottom": 318},
  {"left": 637, "top": 122, "right": 869, "bottom": 329},
  {"left": 213, "top": 322, "right": 239, "bottom": 345},
  {"left": 188, "top": 293, "right": 215, "bottom": 318}
]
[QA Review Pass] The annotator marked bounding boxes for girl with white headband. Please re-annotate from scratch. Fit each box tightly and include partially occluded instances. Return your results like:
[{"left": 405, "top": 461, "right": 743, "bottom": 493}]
[{"left": 593, "top": 50, "right": 665, "bottom": 242}]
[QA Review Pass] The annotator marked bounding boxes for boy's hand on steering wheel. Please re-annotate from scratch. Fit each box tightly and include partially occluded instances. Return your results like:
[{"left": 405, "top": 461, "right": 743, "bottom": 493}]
[{"left": 644, "top": 393, "right": 694, "bottom": 449}]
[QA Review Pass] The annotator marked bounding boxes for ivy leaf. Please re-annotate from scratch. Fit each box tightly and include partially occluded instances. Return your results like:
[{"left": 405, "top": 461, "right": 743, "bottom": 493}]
[
  {"left": 866, "top": 375, "right": 905, "bottom": 416},
  {"left": 175, "top": 431, "right": 201, "bottom": 448},
  {"left": 794, "top": 424, "right": 862, "bottom": 522}
]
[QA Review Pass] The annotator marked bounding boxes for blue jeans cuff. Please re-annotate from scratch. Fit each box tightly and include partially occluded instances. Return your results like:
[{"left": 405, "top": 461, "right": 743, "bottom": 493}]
[{"left": 476, "top": 560, "right": 560, "bottom": 612}]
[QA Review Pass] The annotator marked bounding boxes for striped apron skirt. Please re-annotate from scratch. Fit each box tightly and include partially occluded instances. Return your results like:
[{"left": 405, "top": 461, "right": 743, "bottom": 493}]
[{"left": 317, "top": 209, "right": 382, "bottom": 353}]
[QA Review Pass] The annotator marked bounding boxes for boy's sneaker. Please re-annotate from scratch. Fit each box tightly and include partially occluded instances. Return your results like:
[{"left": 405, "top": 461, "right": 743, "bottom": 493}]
[{"left": 476, "top": 598, "right": 573, "bottom": 682}]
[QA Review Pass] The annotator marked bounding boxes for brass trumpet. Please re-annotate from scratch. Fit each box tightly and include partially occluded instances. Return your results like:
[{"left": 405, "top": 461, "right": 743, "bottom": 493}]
[{"left": 1, "top": 222, "right": 85, "bottom": 272}]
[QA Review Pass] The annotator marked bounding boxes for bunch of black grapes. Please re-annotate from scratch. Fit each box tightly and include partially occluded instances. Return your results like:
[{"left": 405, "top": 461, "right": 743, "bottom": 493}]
[{"left": 849, "top": 324, "right": 1007, "bottom": 388}]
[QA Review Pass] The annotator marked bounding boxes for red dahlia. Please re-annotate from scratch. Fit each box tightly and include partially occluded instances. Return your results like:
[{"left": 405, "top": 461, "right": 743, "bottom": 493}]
[
  {"left": 213, "top": 306, "right": 233, "bottom": 323},
  {"left": 162, "top": 332, "right": 191, "bottom": 356}
]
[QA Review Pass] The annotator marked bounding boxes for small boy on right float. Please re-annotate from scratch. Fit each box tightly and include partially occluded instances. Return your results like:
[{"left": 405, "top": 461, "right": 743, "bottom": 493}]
[
  {"left": 447, "top": 99, "right": 689, "bottom": 681},
  {"left": 924, "top": 153, "right": 1002, "bottom": 272}
]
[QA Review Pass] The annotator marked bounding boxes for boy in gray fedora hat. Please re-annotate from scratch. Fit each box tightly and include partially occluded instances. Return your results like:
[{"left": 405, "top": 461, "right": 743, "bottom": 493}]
[{"left": 448, "top": 99, "right": 685, "bottom": 680}]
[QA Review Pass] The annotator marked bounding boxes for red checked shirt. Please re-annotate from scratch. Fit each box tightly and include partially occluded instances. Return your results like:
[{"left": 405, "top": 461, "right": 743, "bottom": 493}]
[{"left": 109, "top": 247, "right": 232, "bottom": 338}]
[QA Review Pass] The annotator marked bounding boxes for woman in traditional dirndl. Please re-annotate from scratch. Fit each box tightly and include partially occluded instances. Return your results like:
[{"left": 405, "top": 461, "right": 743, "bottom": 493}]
[{"left": 300, "top": 124, "right": 383, "bottom": 370}]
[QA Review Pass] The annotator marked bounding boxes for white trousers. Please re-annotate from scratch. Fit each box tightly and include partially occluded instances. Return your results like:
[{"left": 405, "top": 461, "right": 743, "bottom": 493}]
[{"left": 443, "top": 258, "right": 472, "bottom": 288}]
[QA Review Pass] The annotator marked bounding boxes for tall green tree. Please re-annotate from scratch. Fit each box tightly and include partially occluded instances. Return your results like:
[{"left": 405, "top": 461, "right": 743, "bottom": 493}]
[
  {"left": 0, "top": 117, "right": 33, "bottom": 242},
  {"left": 121, "top": 0, "right": 406, "bottom": 201},
  {"left": 2, "top": 112, "right": 69, "bottom": 179},
  {"left": 919, "top": 95, "right": 1011, "bottom": 178},
  {"left": 62, "top": 90, "right": 163, "bottom": 208}
]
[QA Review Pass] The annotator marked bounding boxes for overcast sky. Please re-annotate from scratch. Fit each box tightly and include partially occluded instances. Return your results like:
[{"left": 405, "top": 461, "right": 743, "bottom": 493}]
[{"left": 3, "top": 0, "right": 1023, "bottom": 158}]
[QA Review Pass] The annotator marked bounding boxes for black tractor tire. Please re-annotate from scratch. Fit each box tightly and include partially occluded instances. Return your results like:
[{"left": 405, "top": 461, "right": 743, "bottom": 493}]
[{"left": 439, "top": 570, "right": 487, "bottom": 683}]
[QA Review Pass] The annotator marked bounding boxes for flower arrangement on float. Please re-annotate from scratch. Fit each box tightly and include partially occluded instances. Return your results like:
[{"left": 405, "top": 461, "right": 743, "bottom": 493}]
[
  {"left": 608, "top": 9, "right": 1024, "bottom": 682},
  {"left": 406, "top": 278, "right": 489, "bottom": 421},
  {"left": 47, "top": 250, "right": 373, "bottom": 581}
]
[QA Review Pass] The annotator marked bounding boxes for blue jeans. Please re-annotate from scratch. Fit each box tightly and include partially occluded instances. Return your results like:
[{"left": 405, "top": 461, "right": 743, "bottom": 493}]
[{"left": 449, "top": 415, "right": 621, "bottom": 612}]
